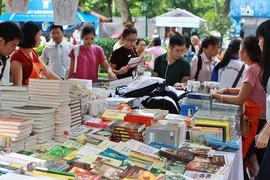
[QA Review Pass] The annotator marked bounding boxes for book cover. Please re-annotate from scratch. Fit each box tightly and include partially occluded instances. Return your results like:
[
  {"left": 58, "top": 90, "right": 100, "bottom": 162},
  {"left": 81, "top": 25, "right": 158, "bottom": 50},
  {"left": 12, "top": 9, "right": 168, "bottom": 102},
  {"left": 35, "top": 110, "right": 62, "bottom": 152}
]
[
  {"left": 101, "top": 109, "right": 127, "bottom": 121},
  {"left": 193, "top": 155, "right": 228, "bottom": 166},
  {"left": 74, "top": 171, "right": 102, "bottom": 180},
  {"left": 164, "top": 160, "right": 186, "bottom": 174},
  {"left": 119, "top": 165, "right": 145, "bottom": 179},
  {"left": 191, "top": 126, "right": 223, "bottom": 143},
  {"left": 46, "top": 145, "right": 74, "bottom": 159},
  {"left": 90, "top": 162, "right": 123, "bottom": 180},
  {"left": 110, "top": 120, "right": 146, "bottom": 133},
  {"left": 99, "top": 148, "right": 127, "bottom": 162},
  {"left": 159, "top": 148, "right": 194, "bottom": 162},
  {"left": 185, "top": 161, "right": 225, "bottom": 174}
]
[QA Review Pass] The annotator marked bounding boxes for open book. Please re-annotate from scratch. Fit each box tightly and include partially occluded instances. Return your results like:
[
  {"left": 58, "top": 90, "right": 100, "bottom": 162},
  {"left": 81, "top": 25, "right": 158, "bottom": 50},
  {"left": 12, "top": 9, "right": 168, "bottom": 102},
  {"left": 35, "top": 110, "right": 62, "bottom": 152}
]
[{"left": 127, "top": 54, "right": 150, "bottom": 68}]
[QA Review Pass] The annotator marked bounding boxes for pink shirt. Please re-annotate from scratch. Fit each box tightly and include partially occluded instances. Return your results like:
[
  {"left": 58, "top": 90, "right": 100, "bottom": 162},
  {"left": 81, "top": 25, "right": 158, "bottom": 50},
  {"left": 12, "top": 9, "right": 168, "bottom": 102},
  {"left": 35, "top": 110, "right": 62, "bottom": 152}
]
[
  {"left": 69, "top": 45, "right": 105, "bottom": 82},
  {"left": 145, "top": 46, "right": 167, "bottom": 69},
  {"left": 243, "top": 63, "right": 266, "bottom": 119},
  {"left": 190, "top": 52, "right": 219, "bottom": 83}
]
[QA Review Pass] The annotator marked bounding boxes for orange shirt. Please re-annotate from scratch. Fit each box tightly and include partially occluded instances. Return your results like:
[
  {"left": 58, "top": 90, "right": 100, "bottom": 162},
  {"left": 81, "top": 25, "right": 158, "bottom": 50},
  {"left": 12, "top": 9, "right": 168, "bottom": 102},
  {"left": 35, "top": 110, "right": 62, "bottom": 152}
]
[{"left": 11, "top": 48, "right": 43, "bottom": 85}]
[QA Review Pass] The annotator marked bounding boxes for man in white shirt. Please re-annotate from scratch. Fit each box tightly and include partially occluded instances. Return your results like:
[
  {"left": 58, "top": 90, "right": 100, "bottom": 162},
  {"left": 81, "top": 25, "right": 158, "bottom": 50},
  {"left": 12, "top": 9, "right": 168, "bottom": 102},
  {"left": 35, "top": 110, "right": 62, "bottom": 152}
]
[
  {"left": 41, "top": 24, "right": 73, "bottom": 79},
  {"left": 0, "top": 22, "right": 22, "bottom": 85}
]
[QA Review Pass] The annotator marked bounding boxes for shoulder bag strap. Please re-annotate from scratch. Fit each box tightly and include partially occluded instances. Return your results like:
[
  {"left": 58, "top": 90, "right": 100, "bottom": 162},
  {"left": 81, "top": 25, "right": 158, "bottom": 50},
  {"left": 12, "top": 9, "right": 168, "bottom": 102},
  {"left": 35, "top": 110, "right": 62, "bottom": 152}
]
[{"left": 232, "top": 64, "right": 245, "bottom": 88}]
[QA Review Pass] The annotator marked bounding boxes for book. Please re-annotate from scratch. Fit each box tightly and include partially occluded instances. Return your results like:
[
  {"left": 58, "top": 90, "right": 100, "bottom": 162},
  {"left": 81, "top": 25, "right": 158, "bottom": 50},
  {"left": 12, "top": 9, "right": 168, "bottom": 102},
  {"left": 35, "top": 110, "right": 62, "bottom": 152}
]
[
  {"left": 74, "top": 171, "right": 102, "bottom": 180},
  {"left": 101, "top": 109, "right": 127, "bottom": 121},
  {"left": 0, "top": 117, "right": 32, "bottom": 126},
  {"left": 164, "top": 160, "right": 186, "bottom": 174},
  {"left": 99, "top": 148, "right": 127, "bottom": 162},
  {"left": 185, "top": 161, "right": 226, "bottom": 174},
  {"left": 12, "top": 106, "right": 55, "bottom": 114},
  {"left": 110, "top": 120, "right": 146, "bottom": 133},
  {"left": 46, "top": 145, "right": 74, "bottom": 159},
  {"left": 0, "top": 85, "right": 28, "bottom": 91},
  {"left": 90, "top": 162, "right": 124, "bottom": 180},
  {"left": 159, "top": 148, "right": 194, "bottom": 162},
  {"left": 127, "top": 55, "right": 150, "bottom": 68},
  {"left": 88, "top": 129, "right": 112, "bottom": 141},
  {"left": 194, "top": 120, "right": 231, "bottom": 141},
  {"left": 118, "top": 165, "right": 145, "bottom": 179},
  {"left": 79, "top": 153, "right": 122, "bottom": 168},
  {"left": 191, "top": 126, "right": 223, "bottom": 143},
  {"left": 183, "top": 170, "right": 224, "bottom": 180},
  {"left": 193, "top": 155, "right": 229, "bottom": 167}
]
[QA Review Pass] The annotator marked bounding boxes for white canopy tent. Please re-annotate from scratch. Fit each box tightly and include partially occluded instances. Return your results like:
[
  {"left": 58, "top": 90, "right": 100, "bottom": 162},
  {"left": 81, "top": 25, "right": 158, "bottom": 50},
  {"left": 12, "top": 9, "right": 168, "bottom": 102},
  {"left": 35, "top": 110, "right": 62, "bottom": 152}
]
[{"left": 148, "top": 8, "right": 206, "bottom": 38}]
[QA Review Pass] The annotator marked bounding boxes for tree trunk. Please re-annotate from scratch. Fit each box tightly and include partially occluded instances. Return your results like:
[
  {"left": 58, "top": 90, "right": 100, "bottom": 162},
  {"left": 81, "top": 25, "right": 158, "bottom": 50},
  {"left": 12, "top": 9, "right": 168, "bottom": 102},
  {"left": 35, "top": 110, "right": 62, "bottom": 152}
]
[
  {"left": 107, "top": 0, "right": 113, "bottom": 22},
  {"left": 214, "top": 0, "right": 219, "bottom": 14},
  {"left": 0, "top": 0, "right": 2, "bottom": 15},
  {"left": 223, "top": 0, "right": 230, "bottom": 15},
  {"left": 115, "top": 0, "right": 132, "bottom": 25}
]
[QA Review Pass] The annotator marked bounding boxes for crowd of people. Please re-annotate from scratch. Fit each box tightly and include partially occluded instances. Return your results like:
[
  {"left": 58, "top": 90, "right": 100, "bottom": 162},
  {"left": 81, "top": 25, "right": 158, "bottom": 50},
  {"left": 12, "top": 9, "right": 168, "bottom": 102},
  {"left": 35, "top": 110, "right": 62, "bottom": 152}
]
[{"left": 1, "top": 20, "right": 270, "bottom": 179}]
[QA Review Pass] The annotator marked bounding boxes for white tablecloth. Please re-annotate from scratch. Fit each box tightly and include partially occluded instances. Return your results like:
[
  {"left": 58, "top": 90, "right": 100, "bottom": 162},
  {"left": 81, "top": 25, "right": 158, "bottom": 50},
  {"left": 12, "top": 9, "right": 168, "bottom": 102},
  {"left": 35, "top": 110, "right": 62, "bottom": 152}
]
[{"left": 216, "top": 137, "right": 244, "bottom": 180}]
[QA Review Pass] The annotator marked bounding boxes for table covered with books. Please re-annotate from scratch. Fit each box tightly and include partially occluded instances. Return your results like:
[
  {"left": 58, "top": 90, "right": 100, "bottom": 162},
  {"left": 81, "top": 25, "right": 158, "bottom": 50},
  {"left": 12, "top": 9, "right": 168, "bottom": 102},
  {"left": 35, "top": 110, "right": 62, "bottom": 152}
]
[{"left": 0, "top": 77, "right": 244, "bottom": 180}]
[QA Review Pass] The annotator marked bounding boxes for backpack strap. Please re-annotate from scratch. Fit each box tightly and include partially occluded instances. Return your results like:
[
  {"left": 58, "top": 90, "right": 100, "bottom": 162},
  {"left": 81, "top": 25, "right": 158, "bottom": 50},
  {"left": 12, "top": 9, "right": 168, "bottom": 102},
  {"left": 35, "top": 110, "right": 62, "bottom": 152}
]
[
  {"left": 232, "top": 64, "right": 245, "bottom": 88},
  {"left": 194, "top": 55, "right": 202, "bottom": 81}
]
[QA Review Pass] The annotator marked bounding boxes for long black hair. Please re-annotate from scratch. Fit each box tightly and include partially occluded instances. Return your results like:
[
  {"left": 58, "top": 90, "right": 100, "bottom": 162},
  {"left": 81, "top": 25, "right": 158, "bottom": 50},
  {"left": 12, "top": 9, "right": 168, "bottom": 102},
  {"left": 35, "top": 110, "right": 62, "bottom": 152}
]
[
  {"left": 198, "top": 35, "right": 220, "bottom": 55},
  {"left": 257, "top": 20, "right": 270, "bottom": 91},
  {"left": 241, "top": 35, "right": 262, "bottom": 64},
  {"left": 215, "top": 39, "right": 241, "bottom": 71}
]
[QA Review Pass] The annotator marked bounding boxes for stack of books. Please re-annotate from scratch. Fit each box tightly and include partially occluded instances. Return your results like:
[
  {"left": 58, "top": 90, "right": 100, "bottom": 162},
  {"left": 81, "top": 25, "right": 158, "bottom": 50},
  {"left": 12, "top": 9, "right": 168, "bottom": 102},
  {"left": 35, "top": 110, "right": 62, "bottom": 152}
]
[
  {"left": 0, "top": 117, "right": 32, "bottom": 152},
  {"left": 80, "top": 96, "right": 88, "bottom": 115},
  {"left": 11, "top": 106, "right": 55, "bottom": 144},
  {"left": 0, "top": 86, "right": 28, "bottom": 111},
  {"left": 110, "top": 120, "right": 146, "bottom": 142},
  {"left": 69, "top": 97, "right": 83, "bottom": 128},
  {"left": 27, "top": 79, "right": 71, "bottom": 142}
]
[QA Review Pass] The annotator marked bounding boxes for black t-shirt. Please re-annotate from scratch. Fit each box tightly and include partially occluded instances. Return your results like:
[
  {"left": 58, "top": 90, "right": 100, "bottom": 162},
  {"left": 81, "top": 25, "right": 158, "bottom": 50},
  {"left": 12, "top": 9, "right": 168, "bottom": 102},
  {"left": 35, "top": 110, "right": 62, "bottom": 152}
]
[
  {"left": 153, "top": 53, "right": 190, "bottom": 86},
  {"left": 110, "top": 46, "right": 138, "bottom": 79}
]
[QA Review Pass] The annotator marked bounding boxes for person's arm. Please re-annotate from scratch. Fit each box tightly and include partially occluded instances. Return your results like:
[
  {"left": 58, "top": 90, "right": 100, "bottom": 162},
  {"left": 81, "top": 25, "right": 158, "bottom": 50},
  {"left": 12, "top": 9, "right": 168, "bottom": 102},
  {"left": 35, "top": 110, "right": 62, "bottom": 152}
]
[
  {"left": 211, "top": 82, "right": 253, "bottom": 105},
  {"left": 256, "top": 121, "right": 270, "bottom": 149},
  {"left": 11, "top": 61, "right": 23, "bottom": 86},
  {"left": 110, "top": 63, "right": 129, "bottom": 76},
  {"left": 40, "top": 47, "right": 48, "bottom": 64},
  {"left": 40, "top": 60, "right": 61, "bottom": 80},
  {"left": 67, "top": 56, "right": 74, "bottom": 79},
  {"left": 103, "top": 60, "right": 117, "bottom": 80},
  {"left": 146, "top": 39, "right": 154, "bottom": 49}
]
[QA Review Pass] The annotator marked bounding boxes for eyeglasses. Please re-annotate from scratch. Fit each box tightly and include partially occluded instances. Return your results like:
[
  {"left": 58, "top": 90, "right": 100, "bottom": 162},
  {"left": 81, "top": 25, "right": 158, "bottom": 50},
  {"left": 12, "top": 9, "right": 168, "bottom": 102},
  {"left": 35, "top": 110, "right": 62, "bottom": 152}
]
[{"left": 125, "top": 38, "right": 137, "bottom": 43}]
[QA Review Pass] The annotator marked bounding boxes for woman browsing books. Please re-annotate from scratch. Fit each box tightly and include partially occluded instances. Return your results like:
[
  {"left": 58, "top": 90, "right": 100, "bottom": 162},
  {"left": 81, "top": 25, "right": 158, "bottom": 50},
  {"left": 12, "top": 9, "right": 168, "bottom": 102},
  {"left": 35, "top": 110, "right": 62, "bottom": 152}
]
[
  {"left": 210, "top": 36, "right": 266, "bottom": 179},
  {"left": 110, "top": 23, "right": 139, "bottom": 79},
  {"left": 68, "top": 26, "right": 117, "bottom": 82},
  {"left": 10, "top": 22, "right": 61, "bottom": 85}
]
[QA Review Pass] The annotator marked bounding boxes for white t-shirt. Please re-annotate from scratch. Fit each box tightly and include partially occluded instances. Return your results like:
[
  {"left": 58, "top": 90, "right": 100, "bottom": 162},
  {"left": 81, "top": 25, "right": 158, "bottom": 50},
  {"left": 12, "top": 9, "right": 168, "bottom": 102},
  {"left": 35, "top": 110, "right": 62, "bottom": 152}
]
[
  {"left": 0, "top": 58, "right": 10, "bottom": 85},
  {"left": 217, "top": 60, "right": 247, "bottom": 88}
]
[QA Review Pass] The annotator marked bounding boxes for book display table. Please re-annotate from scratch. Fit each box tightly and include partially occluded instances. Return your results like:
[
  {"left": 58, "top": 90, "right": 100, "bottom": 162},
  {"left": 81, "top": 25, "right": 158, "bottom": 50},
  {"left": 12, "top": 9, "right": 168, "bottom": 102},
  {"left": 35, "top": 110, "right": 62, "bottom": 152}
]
[{"left": 0, "top": 78, "right": 245, "bottom": 179}]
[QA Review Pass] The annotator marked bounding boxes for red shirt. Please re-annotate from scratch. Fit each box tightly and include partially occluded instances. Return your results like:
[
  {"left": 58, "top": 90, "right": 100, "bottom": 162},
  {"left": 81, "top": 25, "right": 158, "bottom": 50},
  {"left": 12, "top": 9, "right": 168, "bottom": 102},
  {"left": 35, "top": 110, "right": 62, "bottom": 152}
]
[{"left": 11, "top": 49, "right": 42, "bottom": 85}]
